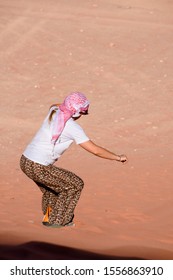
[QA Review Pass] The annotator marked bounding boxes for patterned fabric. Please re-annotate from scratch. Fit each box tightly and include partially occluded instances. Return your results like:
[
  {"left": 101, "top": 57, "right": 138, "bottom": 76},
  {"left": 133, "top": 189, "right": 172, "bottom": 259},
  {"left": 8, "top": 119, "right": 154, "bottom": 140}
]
[
  {"left": 51, "top": 92, "right": 89, "bottom": 144},
  {"left": 20, "top": 155, "right": 84, "bottom": 226}
]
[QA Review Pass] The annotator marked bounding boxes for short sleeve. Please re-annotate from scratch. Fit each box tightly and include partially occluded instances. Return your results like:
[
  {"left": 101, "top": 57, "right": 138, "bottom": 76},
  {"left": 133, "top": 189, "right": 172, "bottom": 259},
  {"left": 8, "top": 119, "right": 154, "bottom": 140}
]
[{"left": 64, "top": 120, "right": 90, "bottom": 144}]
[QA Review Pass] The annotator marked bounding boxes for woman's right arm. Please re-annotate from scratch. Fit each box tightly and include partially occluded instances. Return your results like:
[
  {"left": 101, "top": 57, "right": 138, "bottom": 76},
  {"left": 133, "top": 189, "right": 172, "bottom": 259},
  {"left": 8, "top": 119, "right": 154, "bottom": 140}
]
[{"left": 79, "top": 140, "right": 128, "bottom": 163}]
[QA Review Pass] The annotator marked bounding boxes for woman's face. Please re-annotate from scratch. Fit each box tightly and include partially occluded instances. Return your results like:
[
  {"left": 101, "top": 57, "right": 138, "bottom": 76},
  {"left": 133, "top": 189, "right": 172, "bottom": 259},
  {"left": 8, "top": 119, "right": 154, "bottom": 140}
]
[{"left": 72, "top": 109, "right": 89, "bottom": 120}]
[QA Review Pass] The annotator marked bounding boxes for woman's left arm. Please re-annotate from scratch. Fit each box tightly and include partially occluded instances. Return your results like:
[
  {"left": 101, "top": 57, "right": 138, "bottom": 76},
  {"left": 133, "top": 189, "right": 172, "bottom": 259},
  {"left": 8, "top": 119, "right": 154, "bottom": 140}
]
[{"left": 79, "top": 140, "right": 128, "bottom": 163}]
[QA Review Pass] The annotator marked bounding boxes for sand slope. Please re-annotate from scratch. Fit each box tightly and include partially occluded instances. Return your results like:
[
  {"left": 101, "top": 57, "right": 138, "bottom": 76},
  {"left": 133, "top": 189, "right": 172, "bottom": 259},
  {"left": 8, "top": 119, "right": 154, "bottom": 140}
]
[{"left": 0, "top": 0, "right": 173, "bottom": 259}]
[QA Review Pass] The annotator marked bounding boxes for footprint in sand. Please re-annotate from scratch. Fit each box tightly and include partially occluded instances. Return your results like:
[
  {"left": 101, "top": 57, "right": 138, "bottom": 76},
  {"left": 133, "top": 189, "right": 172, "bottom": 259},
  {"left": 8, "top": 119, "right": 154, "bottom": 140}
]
[
  {"left": 109, "top": 209, "right": 151, "bottom": 224},
  {"left": 119, "top": 211, "right": 151, "bottom": 223},
  {"left": 76, "top": 220, "right": 104, "bottom": 233}
]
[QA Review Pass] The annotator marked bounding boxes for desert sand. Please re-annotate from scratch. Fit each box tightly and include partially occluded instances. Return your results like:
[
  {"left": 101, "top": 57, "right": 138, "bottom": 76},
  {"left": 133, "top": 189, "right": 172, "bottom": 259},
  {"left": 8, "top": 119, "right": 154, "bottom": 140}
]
[{"left": 0, "top": 0, "right": 173, "bottom": 260}]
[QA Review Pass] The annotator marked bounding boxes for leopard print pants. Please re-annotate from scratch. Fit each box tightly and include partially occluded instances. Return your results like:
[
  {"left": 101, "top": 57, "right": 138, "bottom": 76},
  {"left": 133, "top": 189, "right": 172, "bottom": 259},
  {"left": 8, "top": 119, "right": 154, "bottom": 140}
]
[{"left": 20, "top": 155, "right": 84, "bottom": 226}]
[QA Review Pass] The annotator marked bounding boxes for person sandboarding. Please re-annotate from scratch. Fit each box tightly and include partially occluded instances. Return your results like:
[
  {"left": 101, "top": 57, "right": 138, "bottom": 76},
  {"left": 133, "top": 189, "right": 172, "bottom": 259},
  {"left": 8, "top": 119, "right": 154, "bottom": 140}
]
[{"left": 20, "top": 92, "right": 128, "bottom": 228}]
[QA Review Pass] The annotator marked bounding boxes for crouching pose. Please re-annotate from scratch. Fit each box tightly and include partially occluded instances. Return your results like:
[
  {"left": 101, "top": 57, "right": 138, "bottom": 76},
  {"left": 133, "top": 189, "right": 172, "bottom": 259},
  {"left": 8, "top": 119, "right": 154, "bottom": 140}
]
[{"left": 20, "top": 92, "right": 127, "bottom": 228}]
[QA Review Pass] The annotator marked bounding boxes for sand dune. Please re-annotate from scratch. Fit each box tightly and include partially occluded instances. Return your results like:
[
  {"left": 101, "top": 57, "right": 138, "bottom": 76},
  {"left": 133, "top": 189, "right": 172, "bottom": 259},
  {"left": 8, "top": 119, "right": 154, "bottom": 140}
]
[{"left": 0, "top": 0, "right": 173, "bottom": 260}]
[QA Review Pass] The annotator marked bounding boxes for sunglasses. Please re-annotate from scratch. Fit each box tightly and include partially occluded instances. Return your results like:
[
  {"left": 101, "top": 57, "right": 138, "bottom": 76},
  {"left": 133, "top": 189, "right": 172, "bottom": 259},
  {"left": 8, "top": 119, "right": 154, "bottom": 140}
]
[{"left": 80, "top": 109, "right": 89, "bottom": 115}]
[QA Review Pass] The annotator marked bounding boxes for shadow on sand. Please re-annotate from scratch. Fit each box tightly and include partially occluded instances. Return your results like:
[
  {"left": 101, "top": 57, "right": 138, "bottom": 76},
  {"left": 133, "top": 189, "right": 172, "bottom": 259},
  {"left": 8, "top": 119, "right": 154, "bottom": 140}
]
[{"left": 0, "top": 241, "right": 144, "bottom": 260}]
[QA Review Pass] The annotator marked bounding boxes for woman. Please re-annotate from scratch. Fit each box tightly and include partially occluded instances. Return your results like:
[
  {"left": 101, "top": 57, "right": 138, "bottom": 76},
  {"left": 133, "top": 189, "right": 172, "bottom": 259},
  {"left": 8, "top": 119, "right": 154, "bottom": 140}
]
[{"left": 20, "top": 92, "right": 128, "bottom": 228}]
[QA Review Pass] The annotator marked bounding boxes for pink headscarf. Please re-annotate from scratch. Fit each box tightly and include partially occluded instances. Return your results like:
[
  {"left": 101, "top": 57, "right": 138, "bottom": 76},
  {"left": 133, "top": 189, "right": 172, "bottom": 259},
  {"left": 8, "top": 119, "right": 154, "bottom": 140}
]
[{"left": 51, "top": 92, "right": 89, "bottom": 144}]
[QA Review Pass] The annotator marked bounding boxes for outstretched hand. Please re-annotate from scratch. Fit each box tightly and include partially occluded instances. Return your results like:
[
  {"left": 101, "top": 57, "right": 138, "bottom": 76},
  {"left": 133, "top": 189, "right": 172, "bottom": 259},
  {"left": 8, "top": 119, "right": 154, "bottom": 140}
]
[{"left": 119, "top": 154, "right": 128, "bottom": 164}]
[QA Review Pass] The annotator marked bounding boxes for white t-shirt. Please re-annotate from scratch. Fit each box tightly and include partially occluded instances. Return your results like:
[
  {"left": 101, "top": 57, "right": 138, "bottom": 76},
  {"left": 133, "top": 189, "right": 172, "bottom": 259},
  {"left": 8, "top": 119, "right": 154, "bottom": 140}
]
[{"left": 23, "top": 109, "right": 89, "bottom": 165}]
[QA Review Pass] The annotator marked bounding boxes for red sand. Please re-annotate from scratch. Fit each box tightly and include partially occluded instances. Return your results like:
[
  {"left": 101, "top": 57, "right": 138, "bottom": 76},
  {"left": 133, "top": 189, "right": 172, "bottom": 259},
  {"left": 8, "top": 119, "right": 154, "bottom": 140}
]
[{"left": 0, "top": 0, "right": 173, "bottom": 260}]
